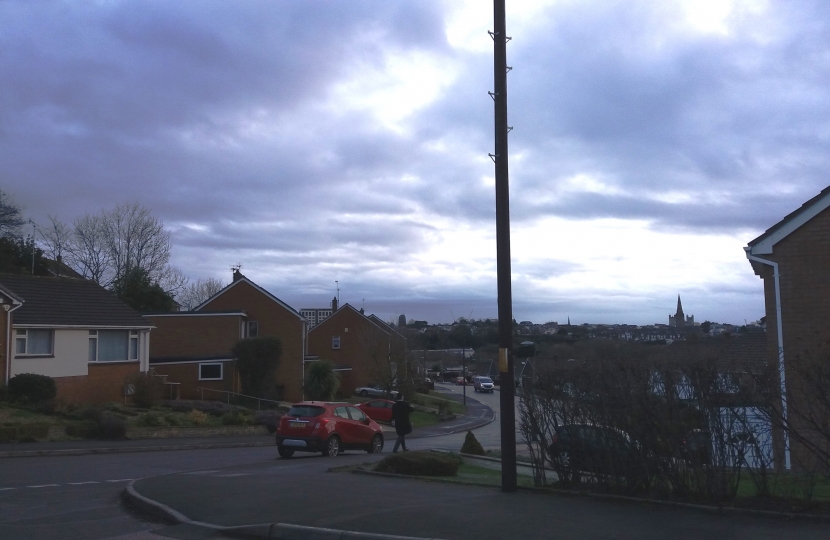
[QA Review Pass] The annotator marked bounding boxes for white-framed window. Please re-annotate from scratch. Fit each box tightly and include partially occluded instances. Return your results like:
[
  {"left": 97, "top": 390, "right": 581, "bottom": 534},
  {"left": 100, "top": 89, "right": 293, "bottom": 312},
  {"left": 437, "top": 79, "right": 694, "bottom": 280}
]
[
  {"left": 88, "top": 330, "right": 139, "bottom": 362},
  {"left": 332, "top": 335, "right": 341, "bottom": 349},
  {"left": 247, "top": 321, "right": 259, "bottom": 337},
  {"left": 199, "top": 363, "right": 223, "bottom": 381},
  {"left": 15, "top": 329, "right": 53, "bottom": 355}
]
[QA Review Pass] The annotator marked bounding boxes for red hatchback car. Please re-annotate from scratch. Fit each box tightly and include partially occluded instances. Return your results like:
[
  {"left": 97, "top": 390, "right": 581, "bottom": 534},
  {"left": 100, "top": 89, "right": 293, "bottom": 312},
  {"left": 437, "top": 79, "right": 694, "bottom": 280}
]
[
  {"left": 275, "top": 402, "right": 384, "bottom": 458},
  {"left": 357, "top": 399, "right": 395, "bottom": 425}
]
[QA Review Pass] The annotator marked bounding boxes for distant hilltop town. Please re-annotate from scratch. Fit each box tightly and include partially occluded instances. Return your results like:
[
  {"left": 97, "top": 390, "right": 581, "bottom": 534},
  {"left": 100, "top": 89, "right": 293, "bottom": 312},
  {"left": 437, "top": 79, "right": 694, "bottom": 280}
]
[{"left": 390, "top": 295, "right": 762, "bottom": 344}]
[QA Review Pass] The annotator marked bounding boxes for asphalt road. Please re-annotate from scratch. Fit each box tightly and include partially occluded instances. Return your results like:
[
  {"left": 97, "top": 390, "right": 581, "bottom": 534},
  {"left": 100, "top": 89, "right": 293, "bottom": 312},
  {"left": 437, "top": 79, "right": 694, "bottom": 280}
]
[
  {"left": 0, "top": 446, "right": 277, "bottom": 539},
  {"left": 0, "top": 385, "right": 497, "bottom": 539}
]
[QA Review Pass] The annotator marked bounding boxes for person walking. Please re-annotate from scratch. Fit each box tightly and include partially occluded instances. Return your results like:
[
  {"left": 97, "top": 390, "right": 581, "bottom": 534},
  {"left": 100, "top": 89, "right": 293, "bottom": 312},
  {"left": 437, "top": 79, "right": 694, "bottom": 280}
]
[{"left": 391, "top": 393, "right": 414, "bottom": 453}]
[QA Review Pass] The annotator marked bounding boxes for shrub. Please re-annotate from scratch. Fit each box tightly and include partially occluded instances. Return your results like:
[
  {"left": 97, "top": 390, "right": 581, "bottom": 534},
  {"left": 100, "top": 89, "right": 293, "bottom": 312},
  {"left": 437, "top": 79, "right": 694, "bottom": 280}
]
[
  {"left": 188, "top": 409, "right": 209, "bottom": 426},
  {"left": 374, "top": 451, "right": 461, "bottom": 477},
  {"left": 221, "top": 409, "right": 253, "bottom": 425},
  {"left": 136, "top": 411, "right": 165, "bottom": 427},
  {"left": 233, "top": 337, "right": 282, "bottom": 398},
  {"left": 7, "top": 374, "right": 57, "bottom": 404},
  {"left": 254, "top": 410, "right": 280, "bottom": 433},
  {"left": 304, "top": 360, "right": 340, "bottom": 401},
  {"left": 460, "top": 431, "right": 485, "bottom": 455},
  {"left": 166, "top": 401, "right": 194, "bottom": 413},
  {"left": 97, "top": 414, "right": 127, "bottom": 440},
  {"left": 193, "top": 400, "right": 231, "bottom": 416},
  {"left": 66, "top": 422, "right": 98, "bottom": 439},
  {"left": 0, "top": 424, "right": 50, "bottom": 442},
  {"left": 124, "top": 372, "right": 164, "bottom": 408}
]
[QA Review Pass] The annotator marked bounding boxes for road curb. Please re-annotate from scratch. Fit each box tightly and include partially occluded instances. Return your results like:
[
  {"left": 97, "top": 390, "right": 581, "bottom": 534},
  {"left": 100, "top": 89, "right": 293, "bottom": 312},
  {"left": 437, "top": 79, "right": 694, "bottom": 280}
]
[
  {"left": 124, "top": 479, "right": 447, "bottom": 540},
  {"left": 348, "top": 454, "right": 830, "bottom": 523},
  {"left": 0, "top": 440, "right": 274, "bottom": 458}
]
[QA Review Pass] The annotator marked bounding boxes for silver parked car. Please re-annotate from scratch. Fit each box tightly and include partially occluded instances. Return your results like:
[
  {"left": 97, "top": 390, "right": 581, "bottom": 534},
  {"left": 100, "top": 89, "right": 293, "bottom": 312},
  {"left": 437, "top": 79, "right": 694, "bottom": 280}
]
[
  {"left": 355, "top": 385, "right": 400, "bottom": 399},
  {"left": 473, "top": 376, "right": 495, "bottom": 393}
]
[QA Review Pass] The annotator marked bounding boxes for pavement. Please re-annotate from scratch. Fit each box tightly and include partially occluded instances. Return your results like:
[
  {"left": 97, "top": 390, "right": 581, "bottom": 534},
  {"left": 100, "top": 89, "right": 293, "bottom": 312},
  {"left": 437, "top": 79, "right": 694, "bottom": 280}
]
[{"left": 123, "top": 451, "right": 830, "bottom": 540}]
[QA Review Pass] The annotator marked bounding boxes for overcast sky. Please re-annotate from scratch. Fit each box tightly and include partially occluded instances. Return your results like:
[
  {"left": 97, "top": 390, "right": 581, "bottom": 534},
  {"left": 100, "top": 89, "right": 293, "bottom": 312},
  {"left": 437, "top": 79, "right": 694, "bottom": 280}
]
[{"left": 3, "top": 0, "right": 829, "bottom": 326}]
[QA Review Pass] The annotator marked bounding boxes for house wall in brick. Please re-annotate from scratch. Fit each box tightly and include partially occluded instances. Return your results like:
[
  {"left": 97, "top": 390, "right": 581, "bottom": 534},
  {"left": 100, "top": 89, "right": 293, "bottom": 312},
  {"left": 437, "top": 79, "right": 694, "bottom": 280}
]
[
  {"left": 307, "top": 306, "right": 406, "bottom": 397},
  {"left": 151, "top": 360, "right": 237, "bottom": 401},
  {"left": 0, "top": 307, "right": 7, "bottom": 385},
  {"left": 147, "top": 314, "right": 243, "bottom": 359},
  {"left": 198, "top": 280, "right": 305, "bottom": 402},
  {"left": 54, "top": 361, "right": 141, "bottom": 404},
  {"left": 754, "top": 205, "right": 830, "bottom": 472}
]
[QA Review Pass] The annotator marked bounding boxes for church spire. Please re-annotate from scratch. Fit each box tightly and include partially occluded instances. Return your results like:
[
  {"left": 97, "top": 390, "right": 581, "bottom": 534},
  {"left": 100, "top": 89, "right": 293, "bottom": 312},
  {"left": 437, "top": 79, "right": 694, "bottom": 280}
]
[{"left": 676, "top": 295, "right": 683, "bottom": 314}]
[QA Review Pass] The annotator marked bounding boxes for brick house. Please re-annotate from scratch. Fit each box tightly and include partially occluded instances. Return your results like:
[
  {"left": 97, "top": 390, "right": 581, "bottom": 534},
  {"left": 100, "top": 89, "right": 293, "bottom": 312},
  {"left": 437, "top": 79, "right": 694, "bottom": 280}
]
[
  {"left": 745, "top": 185, "right": 830, "bottom": 472},
  {"left": 148, "top": 270, "right": 307, "bottom": 402},
  {"left": 144, "top": 311, "right": 246, "bottom": 400},
  {"left": 0, "top": 274, "right": 152, "bottom": 404},
  {"left": 306, "top": 303, "right": 406, "bottom": 396}
]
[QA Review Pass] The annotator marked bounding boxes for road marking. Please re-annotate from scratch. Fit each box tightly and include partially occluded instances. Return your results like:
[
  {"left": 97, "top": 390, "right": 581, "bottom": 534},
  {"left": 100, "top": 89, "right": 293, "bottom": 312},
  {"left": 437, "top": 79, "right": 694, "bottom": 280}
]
[
  {"left": 68, "top": 481, "right": 99, "bottom": 485},
  {"left": 182, "top": 470, "right": 221, "bottom": 475},
  {"left": 27, "top": 484, "right": 59, "bottom": 488},
  {"left": 216, "top": 473, "right": 250, "bottom": 477},
  {"left": 105, "top": 479, "right": 133, "bottom": 483},
  {"left": 0, "top": 488, "right": 16, "bottom": 491}
]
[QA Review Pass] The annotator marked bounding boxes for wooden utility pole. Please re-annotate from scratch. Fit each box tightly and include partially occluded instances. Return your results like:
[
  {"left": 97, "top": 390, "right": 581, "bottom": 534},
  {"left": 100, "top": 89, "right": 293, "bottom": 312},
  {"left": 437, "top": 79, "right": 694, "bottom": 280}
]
[{"left": 491, "top": 0, "right": 517, "bottom": 492}]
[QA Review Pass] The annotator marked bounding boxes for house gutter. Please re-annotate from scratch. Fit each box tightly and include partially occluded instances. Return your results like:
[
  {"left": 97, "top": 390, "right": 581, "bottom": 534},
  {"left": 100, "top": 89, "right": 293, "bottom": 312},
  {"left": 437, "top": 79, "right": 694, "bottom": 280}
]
[
  {"left": 745, "top": 248, "right": 791, "bottom": 470},
  {"left": 5, "top": 304, "right": 22, "bottom": 385}
]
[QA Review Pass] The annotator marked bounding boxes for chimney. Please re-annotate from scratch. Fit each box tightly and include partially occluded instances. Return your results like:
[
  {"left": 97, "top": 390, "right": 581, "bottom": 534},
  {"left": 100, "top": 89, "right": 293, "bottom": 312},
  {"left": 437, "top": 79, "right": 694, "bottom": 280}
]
[
  {"left": 232, "top": 268, "right": 243, "bottom": 282},
  {"left": 332, "top": 296, "right": 338, "bottom": 311},
  {"left": 56, "top": 255, "right": 63, "bottom": 277}
]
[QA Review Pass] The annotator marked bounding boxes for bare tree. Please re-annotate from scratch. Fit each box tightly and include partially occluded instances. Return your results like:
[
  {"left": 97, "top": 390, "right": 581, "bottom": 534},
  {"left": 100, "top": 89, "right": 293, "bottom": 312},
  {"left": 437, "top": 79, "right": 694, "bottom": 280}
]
[
  {"left": 101, "top": 203, "right": 171, "bottom": 283},
  {"left": 158, "top": 265, "right": 189, "bottom": 300},
  {"left": 66, "top": 213, "right": 111, "bottom": 284},
  {"left": 39, "top": 215, "right": 72, "bottom": 262},
  {"left": 0, "top": 189, "right": 24, "bottom": 238},
  {"left": 177, "top": 277, "right": 225, "bottom": 310}
]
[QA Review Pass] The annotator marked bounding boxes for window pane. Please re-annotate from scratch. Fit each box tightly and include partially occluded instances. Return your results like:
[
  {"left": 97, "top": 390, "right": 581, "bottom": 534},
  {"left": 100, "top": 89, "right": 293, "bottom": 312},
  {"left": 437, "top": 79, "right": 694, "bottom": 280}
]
[
  {"left": 15, "top": 338, "right": 26, "bottom": 354},
  {"left": 248, "top": 321, "right": 258, "bottom": 337},
  {"left": 28, "top": 330, "right": 52, "bottom": 354},
  {"left": 286, "top": 406, "right": 325, "bottom": 418},
  {"left": 89, "top": 338, "right": 97, "bottom": 361},
  {"left": 348, "top": 408, "right": 366, "bottom": 421},
  {"left": 98, "top": 330, "right": 128, "bottom": 361},
  {"left": 129, "top": 337, "right": 138, "bottom": 360},
  {"left": 200, "top": 364, "right": 222, "bottom": 380}
]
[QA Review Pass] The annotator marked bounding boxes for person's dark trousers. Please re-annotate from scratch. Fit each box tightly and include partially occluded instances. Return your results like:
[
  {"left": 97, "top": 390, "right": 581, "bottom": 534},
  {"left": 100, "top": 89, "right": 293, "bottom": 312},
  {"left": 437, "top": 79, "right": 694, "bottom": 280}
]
[{"left": 393, "top": 434, "right": 407, "bottom": 452}]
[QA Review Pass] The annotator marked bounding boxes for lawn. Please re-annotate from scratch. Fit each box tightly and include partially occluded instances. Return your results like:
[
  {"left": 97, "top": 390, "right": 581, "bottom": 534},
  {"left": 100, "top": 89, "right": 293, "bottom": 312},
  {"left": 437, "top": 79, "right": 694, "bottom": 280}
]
[
  {"left": 411, "top": 392, "right": 466, "bottom": 415},
  {"left": 454, "top": 463, "right": 537, "bottom": 488},
  {"left": 410, "top": 410, "right": 439, "bottom": 429}
]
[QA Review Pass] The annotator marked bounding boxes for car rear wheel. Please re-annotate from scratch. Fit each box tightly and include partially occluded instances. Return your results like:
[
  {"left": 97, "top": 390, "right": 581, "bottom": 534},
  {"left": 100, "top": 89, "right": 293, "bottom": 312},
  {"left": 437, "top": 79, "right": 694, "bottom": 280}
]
[
  {"left": 368, "top": 434, "right": 383, "bottom": 454},
  {"left": 277, "top": 446, "right": 294, "bottom": 459},
  {"left": 359, "top": 390, "right": 369, "bottom": 397},
  {"left": 324, "top": 435, "right": 340, "bottom": 457}
]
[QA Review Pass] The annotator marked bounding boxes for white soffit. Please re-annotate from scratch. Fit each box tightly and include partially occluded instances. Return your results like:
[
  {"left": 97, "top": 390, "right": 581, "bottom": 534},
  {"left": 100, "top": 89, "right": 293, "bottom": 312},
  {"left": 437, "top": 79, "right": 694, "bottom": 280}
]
[{"left": 748, "top": 192, "right": 830, "bottom": 255}]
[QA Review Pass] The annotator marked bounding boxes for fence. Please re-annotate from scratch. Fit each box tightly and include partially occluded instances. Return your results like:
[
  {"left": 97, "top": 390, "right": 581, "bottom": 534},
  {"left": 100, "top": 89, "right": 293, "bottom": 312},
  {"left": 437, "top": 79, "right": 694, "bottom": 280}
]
[{"left": 197, "top": 387, "right": 284, "bottom": 410}]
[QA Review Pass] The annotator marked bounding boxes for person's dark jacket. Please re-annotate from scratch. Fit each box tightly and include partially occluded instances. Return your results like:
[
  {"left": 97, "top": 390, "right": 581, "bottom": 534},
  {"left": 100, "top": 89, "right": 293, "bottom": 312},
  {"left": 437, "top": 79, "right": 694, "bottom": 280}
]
[{"left": 392, "top": 400, "right": 414, "bottom": 435}]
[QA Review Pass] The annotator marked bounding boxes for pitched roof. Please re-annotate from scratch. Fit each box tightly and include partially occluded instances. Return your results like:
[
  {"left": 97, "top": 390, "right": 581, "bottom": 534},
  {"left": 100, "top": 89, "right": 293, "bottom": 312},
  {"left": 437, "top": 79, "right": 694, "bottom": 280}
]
[
  {"left": 367, "top": 314, "right": 405, "bottom": 338},
  {"left": 194, "top": 274, "right": 304, "bottom": 321},
  {"left": 747, "top": 185, "right": 830, "bottom": 255},
  {"left": 0, "top": 274, "right": 151, "bottom": 327},
  {"left": 308, "top": 303, "right": 394, "bottom": 336}
]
